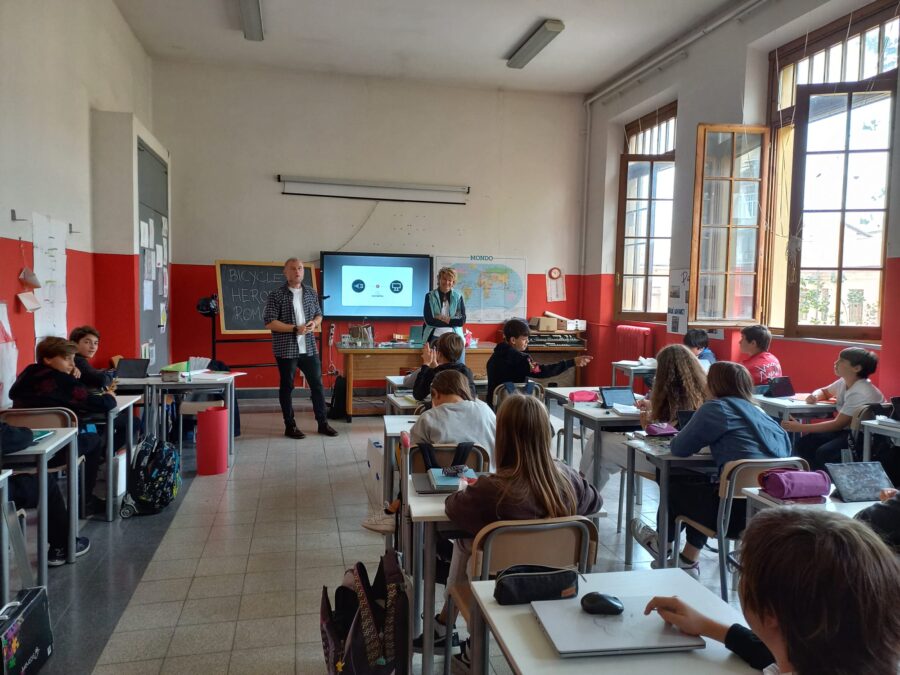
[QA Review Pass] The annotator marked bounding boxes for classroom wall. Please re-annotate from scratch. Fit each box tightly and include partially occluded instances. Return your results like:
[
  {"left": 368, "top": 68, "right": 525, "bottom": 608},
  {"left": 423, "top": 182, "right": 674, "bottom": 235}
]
[
  {"left": 0, "top": 0, "right": 152, "bottom": 371},
  {"left": 151, "top": 61, "right": 587, "bottom": 386}
]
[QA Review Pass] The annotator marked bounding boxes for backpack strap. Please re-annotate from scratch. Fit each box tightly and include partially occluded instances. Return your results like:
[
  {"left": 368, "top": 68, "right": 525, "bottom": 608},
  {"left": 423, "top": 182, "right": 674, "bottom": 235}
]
[
  {"left": 350, "top": 564, "right": 387, "bottom": 667},
  {"left": 452, "top": 442, "right": 476, "bottom": 467},
  {"left": 416, "top": 442, "right": 439, "bottom": 470}
]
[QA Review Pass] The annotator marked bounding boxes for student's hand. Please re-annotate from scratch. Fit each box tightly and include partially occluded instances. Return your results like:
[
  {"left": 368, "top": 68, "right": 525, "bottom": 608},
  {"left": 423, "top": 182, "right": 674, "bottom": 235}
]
[
  {"left": 421, "top": 344, "right": 436, "bottom": 366},
  {"left": 639, "top": 410, "right": 651, "bottom": 430},
  {"left": 437, "top": 313, "right": 451, "bottom": 324},
  {"left": 574, "top": 355, "right": 592, "bottom": 367},
  {"left": 635, "top": 398, "right": 650, "bottom": 411},
  {"left": 805, "top": 393, "right": 818, "bottom": 404},
  {"left": 644, "top": 596, "right": 720, "bottom": 638},
  {"left": 781, "top": 417, "right": 803, "bottom": 433},
  {"left": 72, "top": 366, "right": 81, "bottom": 379},
  {"left": 880, "top": 488, "right": 899, "bottom": 501}
]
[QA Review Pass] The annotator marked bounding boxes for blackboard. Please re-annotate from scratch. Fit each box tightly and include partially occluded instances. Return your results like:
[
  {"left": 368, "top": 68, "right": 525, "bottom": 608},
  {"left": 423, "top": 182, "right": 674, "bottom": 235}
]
[{"left": 215, "top": 260, "right": 317, "bottom": 334}]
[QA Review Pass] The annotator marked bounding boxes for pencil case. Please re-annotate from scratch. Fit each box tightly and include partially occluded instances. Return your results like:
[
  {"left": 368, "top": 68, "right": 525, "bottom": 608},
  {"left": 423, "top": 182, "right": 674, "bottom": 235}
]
[
  {"left": 758, "top": 468, "right": 831, "bottom": 499},
  {"left": 568, "top": 390, "right": 599, "bottom": 403},
  {"left": 493, "top": 565, "right": 578, "bottom": 605}
]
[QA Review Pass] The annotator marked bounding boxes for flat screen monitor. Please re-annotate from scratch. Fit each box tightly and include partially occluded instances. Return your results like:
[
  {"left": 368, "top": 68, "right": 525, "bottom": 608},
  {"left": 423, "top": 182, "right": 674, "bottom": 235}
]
[{"left": 320, "top": 251, "right": 432, "bottom": 320}]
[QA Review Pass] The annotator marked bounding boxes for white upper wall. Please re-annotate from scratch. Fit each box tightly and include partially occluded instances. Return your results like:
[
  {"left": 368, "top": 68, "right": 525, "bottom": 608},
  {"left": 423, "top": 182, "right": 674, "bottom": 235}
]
[
  {"left": 584, "top": 0, "right": 900, "bottom": 275},
  {"left": 152, "top": 61, "right": 585, "bottom": 270},
  {"left": 0, "top": 0, "right": 152, "bottom": 251}
]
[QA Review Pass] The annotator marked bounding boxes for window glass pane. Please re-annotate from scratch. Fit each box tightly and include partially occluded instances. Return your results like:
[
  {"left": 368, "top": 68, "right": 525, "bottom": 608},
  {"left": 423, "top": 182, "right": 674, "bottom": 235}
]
[
  {"left": 732, "top": 182, "right": 760, "bottom": 226},
  {"left": 811, "top": 51, "right": 826, "bottom": 83},
  {"left": 849, "top": 91, "right": 892, "bottom": 150},
  {"left": 626, "top": 162, "right": 651, "bottom": 198},
  {"left": 798, "top": 270, "right": 838, "bottom": 326},
  {"left": 648, "top": 276, "right": 668, "bottom": 313},
  {"left": 699, "top": 227, "right": 728, "bottom": 272},
  {"left": 796, "top": 57, "right": 810, "bottom": 86},
  {"left": 807, "top": 94, "right": 848, "bottom": 151},
  {"left": 625, "top": 200, "right": 649, "bottom": 236},
  {"left": 730, "top": 229, "right": 758, "bottom": 272},
  {"left": 845, "top": 35, "right": 860, "bottom": 81},
  {"left": 846, "top": 151, "right": 889, "bottom": 209},
  {"left": 702, "top": 180, "right": 730, "bottom": 225},
  {"left": 623, "top": 239, "right": 647, "bottom": 275},
  {"left": 827, "top": 43, "right": 843, "bottom": 82},
  {"left": 649, "top": 239, "right": 671, "bottom": 275},
  {"left": 628, "top": 135, "right": 636, "bottom": 153},
  {"left": 652, "top": 162, "right": 675, "bottom": 198},
  {"left": 650, "top": 201, "right": 672, "bottom": 237},
  {"left": 726, "top": 274, "right": 756, "bottom": 319},
  {"left": 650, "top": 126, "right": 658, "bottom": 155},
  {"left": 621, "top": 276, "right": 645, "bottom": 312},
  {"left": 704, "top": 132, "right": 733, "bottom": 177},
  {"left": 734, "top": 133, "right": 762, "bottom": 178},
  {"left": 697, "top": 275, "right": 725, "bottom": 319},
  {"left": 864, "top": 27, "right": 880, "bottom": 79},
  {"left": 843, "top": 212, "right": 885, "bottom": 268},
  {"left": 884, "top": 19, "right": 899, "bottom": 72},
  {"left": 803, "top": 153, "right": 845, "bottom": 210},
  {"left": 840, "top": 270, "right": 881, "bottom": 326},
  {"left": 668, "top": 118, "right": 676, "bottom": 152},
  {"left": 801, "top": 212, "right": 841, "bottom": 268}
]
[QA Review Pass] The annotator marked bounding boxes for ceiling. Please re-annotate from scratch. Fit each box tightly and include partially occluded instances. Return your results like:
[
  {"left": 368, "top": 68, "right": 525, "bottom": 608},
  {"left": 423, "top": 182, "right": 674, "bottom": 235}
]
[{"left": 114, "top": 0, "right": 734, "bottom": 94}]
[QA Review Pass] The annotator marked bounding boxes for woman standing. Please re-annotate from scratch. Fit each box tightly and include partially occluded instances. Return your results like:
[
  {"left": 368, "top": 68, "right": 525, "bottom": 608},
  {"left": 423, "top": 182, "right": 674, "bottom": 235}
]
[{"left": 422, "top": 266, "right": 466, "bottom": 345}]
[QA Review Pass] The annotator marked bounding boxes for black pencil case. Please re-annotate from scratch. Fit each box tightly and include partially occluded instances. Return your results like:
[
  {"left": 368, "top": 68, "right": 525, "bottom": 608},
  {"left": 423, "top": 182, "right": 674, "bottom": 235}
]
[{"left": 492, "top": 565, "right": 578, "bottom": 605}]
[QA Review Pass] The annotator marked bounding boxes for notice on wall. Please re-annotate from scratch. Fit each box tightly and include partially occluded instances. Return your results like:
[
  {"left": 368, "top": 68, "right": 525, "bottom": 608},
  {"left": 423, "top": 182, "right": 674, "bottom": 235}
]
[
  {"left": 160, "top": 304, "right": 168, "bottom": 334},
  {"left": 161, "top": 216, "right": 168, "bottom": 238},
  {"left": 155, "top": 245, "right": 163, "bottom": 267},
  {"left": 667, "top": 268, "right": 689, "bottom": 335},
  {"left": 139, "top": 220, "right": 149, "bottom": 249},
  {"left": 143, "top": 281, "right": 154, "bottom": 310},
  {"left": 32, "top": 214, "right": 68, "bottom": 340}
]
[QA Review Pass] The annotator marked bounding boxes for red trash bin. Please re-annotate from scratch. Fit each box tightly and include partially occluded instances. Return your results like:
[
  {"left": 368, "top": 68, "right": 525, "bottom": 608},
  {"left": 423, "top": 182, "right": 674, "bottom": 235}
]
[{"left": 196, "top": 406, "right": 229, "bottom": 475}]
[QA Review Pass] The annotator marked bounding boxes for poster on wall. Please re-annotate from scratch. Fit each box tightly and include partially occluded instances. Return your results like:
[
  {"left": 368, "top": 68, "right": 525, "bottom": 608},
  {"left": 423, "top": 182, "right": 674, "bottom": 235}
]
[
  {"left": 32, "top": 214, "right": 68, "bottom": 340},
  {"left": 433, "top": 255, "right": 527, "bottom": 323},
  {"left": 667, "top": 268, "right": 689, "bottom": 335}
]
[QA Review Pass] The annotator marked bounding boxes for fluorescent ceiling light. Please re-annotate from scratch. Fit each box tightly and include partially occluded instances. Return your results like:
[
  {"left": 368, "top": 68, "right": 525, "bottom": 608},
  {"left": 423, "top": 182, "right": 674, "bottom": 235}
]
[
  {"left": 239, "top": 0, "right": 264, "bottom": 41},
  {"left": 507, "top": 19, "right": 565, "bottom": 69},
  {"left": 277, "top": 176, "right": 469, "bottom": 205}
]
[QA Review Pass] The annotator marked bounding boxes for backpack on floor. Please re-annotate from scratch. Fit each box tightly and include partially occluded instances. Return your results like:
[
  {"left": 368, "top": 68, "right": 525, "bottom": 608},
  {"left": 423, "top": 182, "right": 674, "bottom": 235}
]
[
  {"left": 121, "top": 435, "right": 182, "bottom": 518},
  {"left": 327, "top": 375, "right": 349, "bottom": 421}
]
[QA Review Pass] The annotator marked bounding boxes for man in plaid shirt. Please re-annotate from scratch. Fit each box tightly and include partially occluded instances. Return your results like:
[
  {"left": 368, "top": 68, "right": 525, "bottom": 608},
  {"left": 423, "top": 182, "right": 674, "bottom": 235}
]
[{"left": 264, "top": 258, "right": 338, "bottom": 438}]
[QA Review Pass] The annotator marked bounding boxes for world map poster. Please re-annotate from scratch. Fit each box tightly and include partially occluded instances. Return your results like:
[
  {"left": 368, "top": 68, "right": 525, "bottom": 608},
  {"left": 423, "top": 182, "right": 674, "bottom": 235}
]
[{"left": 434, "top": 256, "right": 527, "bottom": 324}]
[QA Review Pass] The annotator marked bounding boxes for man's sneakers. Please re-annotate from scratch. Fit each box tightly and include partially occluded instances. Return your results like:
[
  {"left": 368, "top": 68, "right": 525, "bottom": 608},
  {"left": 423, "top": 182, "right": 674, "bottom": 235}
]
[
  {"left": 318, "top": 422, "right": 339, "bottom": 437},
  {"left": 630, "top": 519, "right": 700, "bottom": 579},
  {"left": 284, "top": 425, "right": 306, "bottom": 439},
  {"left": 412, "top": 615, "right": 459, "bottom": 653},
  {"left": 48, "top": 536, "right": 91, "bottom": 566}
]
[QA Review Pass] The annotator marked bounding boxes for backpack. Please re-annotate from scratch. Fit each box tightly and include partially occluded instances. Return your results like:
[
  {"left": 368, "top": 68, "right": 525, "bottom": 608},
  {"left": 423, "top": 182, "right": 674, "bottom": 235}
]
[
  {"left": 321, "top": 549, "right": 409, "bottom": 675},
  {"left": 327, "top": 375, "right": 349, "bottom": 421},
  {"left": 120, "top": 435, "right": 182, "bottom": 518}
]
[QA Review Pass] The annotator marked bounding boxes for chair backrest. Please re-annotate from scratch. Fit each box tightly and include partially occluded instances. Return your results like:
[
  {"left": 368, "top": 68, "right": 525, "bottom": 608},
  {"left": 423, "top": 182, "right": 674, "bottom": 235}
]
[
  {"left": 407, "top": 443, "right": 489, "bottom": 474},
  {"left": 0, "top": 407, "right": 78, "bottom": 429},
  {"left": 492, "top": 381, "right": 545, "bottom": 409},
  {"left": 850, "top": 402, "right": 893, "bottom": 434},
  {"left": 469, "top": 516, "right": 598, "bottom": 579}
]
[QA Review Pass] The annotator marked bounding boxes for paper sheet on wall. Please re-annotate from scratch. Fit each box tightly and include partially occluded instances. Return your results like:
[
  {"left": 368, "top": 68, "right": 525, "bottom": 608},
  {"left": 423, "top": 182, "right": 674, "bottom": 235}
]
[
  {"left": 139, "top": 221, "right": 149, "bottom": 248},
  {"left": 149, "top": 251, "right": 157, "bottom": 280},
  {"left": 148, "top": 342, "right": 156, "bottom": 367},
  {"left": 148, "top": 220, "right": 155, "bottom": 249},
  {"left": 155, "top": 245, "right": 163, "bottom": 267},
  {"left": 162, "top": 238, "right": 168, "bottom": 264},
  {"left": 161, "top": 216, "right": 168, "bottom": 237},
  {"left": 16, "top": 292, "right": 41, "bottom": 312},
  {"left": 162, "top": 267, "right": 169, "bottom": 298},
  {"left": 160, "top": 304, "right": 167, "bottom": 334},
  {"left": 0, "top": 303, "right": 19, "bottom": 409},
  {"left": 143, "top": 280, "right": 154, "bottom": 310},
  {"left": 32, "top": 214, "right": 68, "bottom": 340},
  {"left": 546, "top": 270, "right": 566, "bottom": 302},
  {"left": 667, "top": 268, "right": 689, "bottom": 335}
]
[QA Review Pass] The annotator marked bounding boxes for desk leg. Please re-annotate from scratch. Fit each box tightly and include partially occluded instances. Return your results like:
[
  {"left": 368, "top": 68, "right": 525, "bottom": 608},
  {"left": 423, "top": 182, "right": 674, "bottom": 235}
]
[
  {"left": 469, "top": 596, "right": 488, "bottom": 675},
  {"left": 864, "top": 426, "right": 872, "bottom": 462},
  {"left": 628, "top": 372, "right": 635, "bottom": 392},
  {"left": 590, "top": 421, "right": 602, "bottom": 536},
  {"left": 127, "top": 407, "right": 135, "bottom": 467},
  {"left": 657, "top": 462, "right": 670, "bottom": 569},
  {"left": 422, "top": 522, "right": 436, "bottom": 675},
  {"left": 345, "top": 354, "right": 354, "bottom": 419},
  {"left": 68, "top": 436, "right": 78, "bottom": 565},
  {"left": 106, "top": 410, "right": 115, "bottom": 522},
  {"left": 37, "top": 456, "right": 48, "bottom": 586},
  {"left": 624, "top": 445, "right": 635, "bottom": 566},
  {"left": 382, "top": 430, "right": 393, "bottom": 510},
  {"left": 563, "top": 409, "right": 574, "bottom": 466},
  {"left": 1, "top": 481, "right": 8, "bottom": 604},
  {"left": 413, "top": 522, "right": 423, "bottom": 637},
  {"left": 611, "top": 364, "right": 616, "bottom": 387},
  {"left": 227, "top": 380, "right": 235, "bottom": 467}
]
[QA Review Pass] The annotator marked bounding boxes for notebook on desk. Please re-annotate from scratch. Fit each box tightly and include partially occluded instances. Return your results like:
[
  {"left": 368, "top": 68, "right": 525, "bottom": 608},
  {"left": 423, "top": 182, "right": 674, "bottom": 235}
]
[
  {"left": 30, "top": 430, "right": 55, "bottom": 444},
  {"left": 532, "top": 595, "right": 705, "bottom": 657}
]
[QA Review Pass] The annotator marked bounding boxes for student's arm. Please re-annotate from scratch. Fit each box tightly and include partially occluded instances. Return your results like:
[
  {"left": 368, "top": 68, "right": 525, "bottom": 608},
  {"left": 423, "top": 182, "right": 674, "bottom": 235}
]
[
  {"left": 805, "top": 382, "right": 838, "bottom": 404},
  {"left": 412, "top": 366, "right": 434, "bottom": 402},
  {"left": 531, "top": 355, "right": 592, "bottom": 378},
  {"left": 782, "top": 412, "right": 852, "bottom": 434},
  {"left": 669, "top": 402, "right": 725, "bottom": 457}
]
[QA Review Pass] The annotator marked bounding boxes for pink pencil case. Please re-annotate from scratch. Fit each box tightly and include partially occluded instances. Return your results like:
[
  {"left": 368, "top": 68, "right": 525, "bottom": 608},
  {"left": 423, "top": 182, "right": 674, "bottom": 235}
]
[
  {"left": 568, "top": 390, "right": 599, "bottom": 403},
  {"left": 758, "top": 468, "right": 831, "bottom": 499},
  {"left": 645, "top": 422, "right": 678, "bottom": 436}
]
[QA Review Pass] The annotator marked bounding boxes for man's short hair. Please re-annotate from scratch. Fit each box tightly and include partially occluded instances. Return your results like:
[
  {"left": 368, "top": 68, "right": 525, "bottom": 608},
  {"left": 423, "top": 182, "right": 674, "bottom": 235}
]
[
  {"left": 69, "top": 325, "right": 100, "bottom": 343},
  {"left": 36, "top": 337, "right": 77, "bottom": 363},
  {"left": 435, "top": 332, "right": 464, "bottom": 362},
  {"left": 283, "top": 257, "right": 300, "bottom": 268},
  {"left": 502, "top": 318, "right": 530, "bottom": 341},
  {"left": 683, "top": 329, "right": 708, "bottom": 350},
  {"left": 740, "top": 324, "right": 772, "bottom": 351},
  {"left": 840, "top": 347, "right": 878, "bottom": 379}
]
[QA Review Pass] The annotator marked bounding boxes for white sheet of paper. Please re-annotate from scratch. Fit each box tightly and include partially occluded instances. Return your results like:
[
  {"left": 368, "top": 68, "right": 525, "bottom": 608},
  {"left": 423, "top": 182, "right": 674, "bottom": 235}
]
[
  {"left": 161, "top": 216, "right": 168, "bottom": 237},
  {"left": 143, "top": 281, "right": 154, "bottom": 310},
  {"left": 139, "top": 221, "right": 149, "bottom": 248},
  {"left": 162, "top": 238, "right": 168, "bottom": 264},
  {"left": 16, "top": 291, "right": 41, "bottom": 312},
  {"left": 148, "top": 220, "right": 155, "bottom": 248},
  {"left": 32, "top": 215, "right": 68, "bottom": 340},
  {"left": 155, "top": 245, "right": 163, "bottom": 267},
  {"left": 160, "top": 304, "right": 168, "bottom": 333}
]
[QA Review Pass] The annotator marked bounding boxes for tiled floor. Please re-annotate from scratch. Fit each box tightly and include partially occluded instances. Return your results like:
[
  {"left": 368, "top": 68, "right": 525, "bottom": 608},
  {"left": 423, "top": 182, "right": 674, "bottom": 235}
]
[{"left": 68, "top": 405, "right": 735, "bottom": 674}]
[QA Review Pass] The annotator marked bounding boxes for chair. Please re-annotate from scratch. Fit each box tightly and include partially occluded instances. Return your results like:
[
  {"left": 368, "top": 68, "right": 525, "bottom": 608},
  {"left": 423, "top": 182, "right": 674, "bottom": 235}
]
[
  {"left": 0, "top": 408, "right": 86, "bottom": 518},
  {"left": 673, "top": 457, "right": 808, "bottom": 600},
  {"left": 443, "top": 516, "right": 599, "bottom": 674},
  {"left": 491, "top": 381, "right": 544, "bottom": 410}
]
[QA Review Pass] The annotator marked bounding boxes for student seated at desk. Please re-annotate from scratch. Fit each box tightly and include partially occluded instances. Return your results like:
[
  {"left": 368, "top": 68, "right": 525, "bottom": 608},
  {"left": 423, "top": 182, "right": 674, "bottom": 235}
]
[
  {"left": 782, "top": 348, "right": 884, "bottom": 471},
  {"left": 427, "top": 396, "right": 601, "bottom": 665},
  {"left": 632, "top": 362, "right": 791, "bottom": 573},
  {"left": 645, "top": 508, "right": 900, "bottom": 674},
  {"left": 855, "top": 487, "right": 900, "bottom": 554},
  {"left": 411, "top": 332, "right": 477, "bottom": 402},
  {"left": 684, "top": 328, "right": 716, "bottom": 365},
  {"left": 9, "top": 337, "right": 113, "bottom": 517},
  {"left": 1, "top": 422, "right": 91, "bottom": 564},
  {"left": 580, "top": 343, "right": 707, "bottom": 490},
  {"left": 739, "top": 324, "right": 782, "bottom": 386},
  {"left": 486, "top": 318, "right": 592, "bottom": 409},
  {"left": 410, "top": 370, "right": 495, "bottom": 455},
  {"left": 69, "top": 325, "right": 115, "bottom": 391}
]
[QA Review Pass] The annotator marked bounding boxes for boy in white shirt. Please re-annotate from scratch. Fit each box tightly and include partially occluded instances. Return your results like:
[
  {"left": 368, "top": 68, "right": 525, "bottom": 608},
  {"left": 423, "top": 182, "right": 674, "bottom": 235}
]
[{"left": 782, "top": 347, "right": 883, "bottom": 470}]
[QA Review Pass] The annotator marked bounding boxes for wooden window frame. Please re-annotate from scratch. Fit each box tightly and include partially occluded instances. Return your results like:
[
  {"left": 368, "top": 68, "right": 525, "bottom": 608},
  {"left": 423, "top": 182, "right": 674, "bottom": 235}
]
[
  {"left": 689, "top": 124, "right": 770, "bottom": 326},
  {"left": 783, "top": 76, "right": 895, "bottom": 341}
]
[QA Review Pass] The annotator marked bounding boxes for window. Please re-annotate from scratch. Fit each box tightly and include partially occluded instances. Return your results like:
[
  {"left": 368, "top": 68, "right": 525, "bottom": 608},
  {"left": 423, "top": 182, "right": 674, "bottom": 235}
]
[
  {"left": 615, "top": 103, "right": 676, "bottom": 321},
  {"left": 689, "top": 124, "right": 769, "bottom": 323}
]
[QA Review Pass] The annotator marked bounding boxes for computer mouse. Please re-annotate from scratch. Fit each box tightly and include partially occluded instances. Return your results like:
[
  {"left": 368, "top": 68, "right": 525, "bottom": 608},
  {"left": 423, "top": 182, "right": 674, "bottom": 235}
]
[{"left": 580, "top": 592, "right": 624, "bottom": 615}]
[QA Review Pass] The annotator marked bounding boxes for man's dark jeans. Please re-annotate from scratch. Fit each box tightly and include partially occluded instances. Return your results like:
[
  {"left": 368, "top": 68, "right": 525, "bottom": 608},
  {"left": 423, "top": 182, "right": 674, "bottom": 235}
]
[{"left": 277, "top": 354, "right": 327, "bottom": 428}]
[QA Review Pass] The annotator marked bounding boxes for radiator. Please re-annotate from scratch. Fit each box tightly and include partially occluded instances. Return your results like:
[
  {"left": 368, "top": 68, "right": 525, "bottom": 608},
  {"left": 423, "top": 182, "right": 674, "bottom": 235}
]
[{"left": 615, "top": 325, "right": 653, "bottom": 362}]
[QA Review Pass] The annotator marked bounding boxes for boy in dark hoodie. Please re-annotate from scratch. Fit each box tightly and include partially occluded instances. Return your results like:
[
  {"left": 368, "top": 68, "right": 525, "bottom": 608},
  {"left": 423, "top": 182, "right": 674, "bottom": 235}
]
[
  {"left": 10, "top": 337, "right": 113, "bottom": 516},
  {"left": 486, "top": 319, "right": 592, "bottom": 409},
  {"left": 411, "top": 332, "right": 477, "bottom": 401}
]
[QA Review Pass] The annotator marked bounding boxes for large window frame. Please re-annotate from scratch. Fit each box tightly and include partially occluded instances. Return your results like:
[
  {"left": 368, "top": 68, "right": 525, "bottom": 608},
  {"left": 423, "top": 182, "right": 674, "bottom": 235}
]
[{"left": 614, "top": 102, "right": 677, "bottom": 322}]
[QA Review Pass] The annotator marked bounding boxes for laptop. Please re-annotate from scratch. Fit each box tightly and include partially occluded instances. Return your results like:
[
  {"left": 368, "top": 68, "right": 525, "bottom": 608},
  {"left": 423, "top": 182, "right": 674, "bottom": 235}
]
[
  {"left": 115, "top": 358, "right": 150, "bottom": 378},
  {"left": 764, "top": 376, "right": 795, "bottom": 398},
  {"left": 826, "top": 462, "right": 893, "bottom": 502},
  {"left": 532, "top": 595, "right": 705, "bottom": 657},
  {"left": 412, "top": 472, "right": 486, "bottom": 495},
  {"left": 408, "top": 325, "right": 425, "bottom": 346},
  {"left": 599, "top": 387, "right": 636, "bottom": 409}
]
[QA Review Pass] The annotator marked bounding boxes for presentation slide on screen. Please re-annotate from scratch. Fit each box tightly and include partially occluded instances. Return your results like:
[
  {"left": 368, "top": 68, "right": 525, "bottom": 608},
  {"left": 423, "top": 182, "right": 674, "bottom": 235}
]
[{"left": 341, "top": 265, "right": 414, "bottom": 307}]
